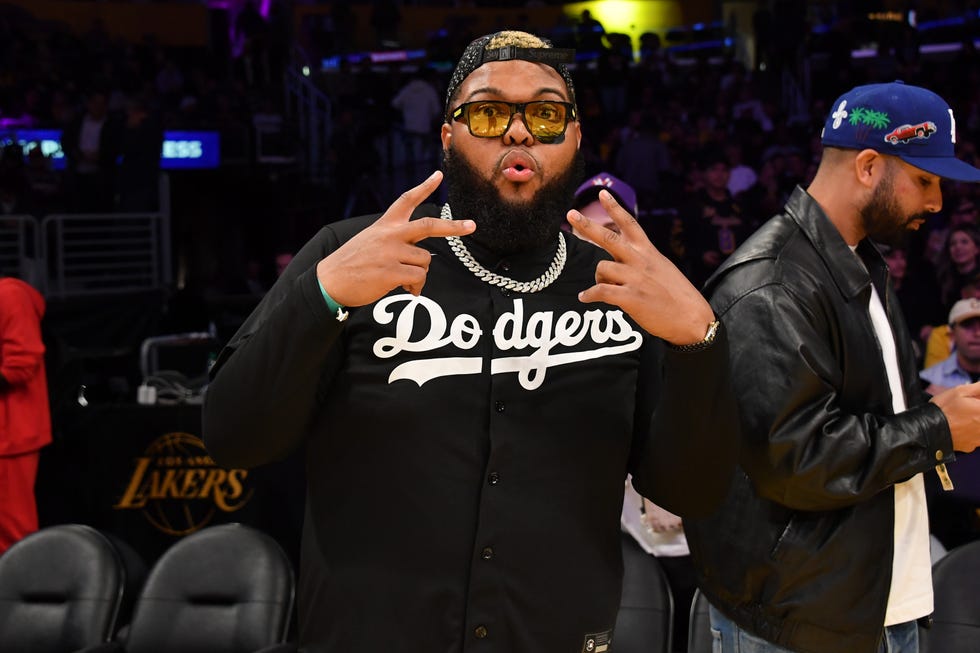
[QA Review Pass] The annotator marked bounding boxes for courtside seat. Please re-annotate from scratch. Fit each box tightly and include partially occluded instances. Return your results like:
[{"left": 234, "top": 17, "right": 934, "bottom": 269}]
[{"left": 0, "top": 524, "right": 130, "bottom": 652}]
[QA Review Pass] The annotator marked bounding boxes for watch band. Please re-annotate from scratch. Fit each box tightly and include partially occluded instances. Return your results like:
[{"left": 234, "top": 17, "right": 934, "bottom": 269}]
[{"left": 667, "top": 320, "right": 721, "bottom": 353}]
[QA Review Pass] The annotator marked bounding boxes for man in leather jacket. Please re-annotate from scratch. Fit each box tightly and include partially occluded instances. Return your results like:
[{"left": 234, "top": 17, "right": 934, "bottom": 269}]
[{"left": 685, "top": 82, "right": 980, "bottom": 653}]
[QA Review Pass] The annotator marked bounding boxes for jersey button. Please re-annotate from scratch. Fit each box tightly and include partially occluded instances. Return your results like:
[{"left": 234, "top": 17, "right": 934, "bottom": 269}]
[
  {"left": 495, "top": 400, "right": 505, "bottom": 412},
  {"left": 474, "top": 625, "right": 488, "bottom": 639},
  {"left": 481, "top": 546, "right": 494, "bottom": 560},
  {"left": 488, "top": 472, "right": 499, "bottom": 486}
]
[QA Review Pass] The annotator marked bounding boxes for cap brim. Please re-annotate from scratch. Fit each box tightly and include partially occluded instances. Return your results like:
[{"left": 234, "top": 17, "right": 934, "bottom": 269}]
[
  {"left": 953, "top": 311, "right": 980, "bottom": 324},
  {"left": 901, "top": 155, "right": 980, "bottom": 182}
]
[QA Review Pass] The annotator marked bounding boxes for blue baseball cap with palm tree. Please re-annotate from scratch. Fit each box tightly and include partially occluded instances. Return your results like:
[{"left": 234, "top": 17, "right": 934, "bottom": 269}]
[{"left": 820, "top": 80, "right": 980, "bottom": 182}]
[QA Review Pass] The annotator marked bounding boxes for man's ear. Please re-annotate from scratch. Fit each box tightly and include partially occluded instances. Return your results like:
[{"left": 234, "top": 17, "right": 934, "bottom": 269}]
[
  {"left": 854, "top": 148, "right": 882, "bottom": 189},
  {"left": 441, "top": 122, "right": 452, "bottom": 150}
]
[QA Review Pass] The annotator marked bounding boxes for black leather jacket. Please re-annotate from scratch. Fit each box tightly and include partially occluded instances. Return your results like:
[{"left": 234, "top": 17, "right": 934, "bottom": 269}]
[{"left": 685, "top": 186, "right": 955, "bottom": 653}]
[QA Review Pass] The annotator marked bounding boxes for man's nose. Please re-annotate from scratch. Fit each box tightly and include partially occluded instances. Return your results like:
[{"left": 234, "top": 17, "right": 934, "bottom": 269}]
[{"left": 502, "top": 112, "right": 534, "bottom": 146}]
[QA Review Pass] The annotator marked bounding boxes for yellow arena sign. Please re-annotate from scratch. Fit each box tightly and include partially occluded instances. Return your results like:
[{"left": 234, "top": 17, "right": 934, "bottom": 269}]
[{"left": 113, "top": 432, "right": 252, "bottom": 536}]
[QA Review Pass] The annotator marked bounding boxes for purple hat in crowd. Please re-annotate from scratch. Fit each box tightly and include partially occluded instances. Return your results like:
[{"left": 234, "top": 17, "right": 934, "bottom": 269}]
[{"left": 573, "top": 172, "right": 639, "bottom": 218}]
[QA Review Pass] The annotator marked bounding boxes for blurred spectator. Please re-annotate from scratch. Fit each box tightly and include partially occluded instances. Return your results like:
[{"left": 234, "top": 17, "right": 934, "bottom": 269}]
[
  {"left": 883, "top": 244, "right": 944, "bottom": 360},
  {"left": 328, "top": 102, "right": 383, "bottom": 218},
  {"left": 0, "top": 274, "right": 51, "bottom": 554},
  {"left": 117, "top": 95, "right": 163, "bottom": 212},
  {"left": 576, "top": 9, "right": 605, "bottom": 53},
  {"left": 23, "top": 146, "right": 63, "bottom": 216},
  {"left": 735, "top": 155, "right": 785, "bottom": 223},
  {"left": 731, "top": 82, "right": 773, "bottom": 133},
  {"left": 922, "top": 197, "right": 979, "bottom": 267},
  {"left": 724, "top": 141, "right": 757, "bottom": 197},
  {"left": 922, "top": 298, "right": 980, "bottom": 393},
  {"left": 613, "top": 109, "right": 671, "bottom": 209},
  {"left": 596, "top": 46, "right": 630, "bottom": 123},
  {"left": 923, "top": 273, "right": 980, "bottom": 369},
  {"left": 567, "top": 171, "right": 637, "bottom": 241},
  {"left": 63, "top": 89, "right": 122, "bottom": 212},
  {"left": 390, "top": 70, "right": 442, "bottom": 185},
  {"left": 936, "top": 224, "right": 980, "bottom": 311},
  {"left": 920, "top": 298, "right": 980, "bottom": 549},
  {"left": 680, "top": 148, "right": 752, "bottom": 288}
]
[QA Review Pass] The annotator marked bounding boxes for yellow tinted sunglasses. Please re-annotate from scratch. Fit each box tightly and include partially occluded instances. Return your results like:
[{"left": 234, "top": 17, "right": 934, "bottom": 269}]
[{"left": 451, "top": 100, "right": 577, "bottom": 143}]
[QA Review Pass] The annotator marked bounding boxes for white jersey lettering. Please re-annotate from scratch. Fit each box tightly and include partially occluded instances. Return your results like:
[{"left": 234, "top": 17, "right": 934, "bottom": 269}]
[{"left": 376, "top": 295, "right": 644, "bottom": 389}]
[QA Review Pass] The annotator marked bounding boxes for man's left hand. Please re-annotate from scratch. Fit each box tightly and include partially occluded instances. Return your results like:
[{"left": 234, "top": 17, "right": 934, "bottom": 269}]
[{"left": 570, "top": 190, "right": 717, "bottom": 346}]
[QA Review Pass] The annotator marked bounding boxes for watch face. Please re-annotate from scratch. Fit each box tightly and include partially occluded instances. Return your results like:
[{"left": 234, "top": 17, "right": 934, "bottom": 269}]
[
  {"left": 706, "top": 320, "right": 720, "bottom": 341},
  {"left": 669, "top": 320, "right": 720, "bottom": 353}
]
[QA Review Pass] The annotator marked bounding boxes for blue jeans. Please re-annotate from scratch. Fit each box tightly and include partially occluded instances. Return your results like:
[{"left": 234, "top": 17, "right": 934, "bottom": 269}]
[{"left": 708, "top": 604, "right": 920, "bottom": 653}]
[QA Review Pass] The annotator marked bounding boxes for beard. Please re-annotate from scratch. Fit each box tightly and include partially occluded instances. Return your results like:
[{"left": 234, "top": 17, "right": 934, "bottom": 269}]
[
  {"left": 442, "top": 145, "right": 585, "bottom": 255},
  {"left": 860, "top": 168, "right": 929, "bottom": 248}
]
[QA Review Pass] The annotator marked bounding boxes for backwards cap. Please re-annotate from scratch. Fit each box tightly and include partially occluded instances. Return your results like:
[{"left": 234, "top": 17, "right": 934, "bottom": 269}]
[
  {"left": 820, "top": 80, "right": 980, "bottom": 182},
  {"left": 444, "top": 30, "right": 577, "bottom": 119}
]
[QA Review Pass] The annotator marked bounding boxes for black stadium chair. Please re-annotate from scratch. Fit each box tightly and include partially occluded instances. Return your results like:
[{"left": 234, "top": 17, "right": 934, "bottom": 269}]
[
  {"left": 687, "top": 588, "right": 713, "bottom": 653},
  {"left": 118, "top": 523, "right": 295, "bottom": 653},
  {"left": 921, "top": 539, "right": 980, "bottom": 653},
  {"left": 614, "top": 531, "right": 674, "bottom": 653},
  {"left": 0, "top": 524, "right": 131, "bottom": 652}
]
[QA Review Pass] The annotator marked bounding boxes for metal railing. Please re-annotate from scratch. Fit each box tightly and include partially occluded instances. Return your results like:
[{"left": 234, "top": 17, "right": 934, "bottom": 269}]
[
  {"left": 0, "top": 214, "right": 43, "bottom": 289},
  {"left": 25, "top": 174, "right": 174, "bottom": 298},
  {"left": 40, "top": 211, "right": 172, "bottom": 298}
]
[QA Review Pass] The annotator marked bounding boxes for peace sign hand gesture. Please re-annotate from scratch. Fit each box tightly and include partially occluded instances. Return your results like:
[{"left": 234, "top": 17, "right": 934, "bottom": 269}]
[
  {"left": 570, "top": 190, "right": 717, "bottom": 346},
  {"left": 316, "top": 171, "right": 476, "bottom": 307}
]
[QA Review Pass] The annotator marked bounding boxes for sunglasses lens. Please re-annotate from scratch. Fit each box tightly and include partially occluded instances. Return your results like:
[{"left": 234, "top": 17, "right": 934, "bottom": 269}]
[
  {"left": 467, "top": 102, "right": 511, "bottom": 137},
  {"left": 525, "top": 102, "right": 568, "bottom": 140},
  {"left": 459, "top": 101, "right": 571, "bottom": 141}
]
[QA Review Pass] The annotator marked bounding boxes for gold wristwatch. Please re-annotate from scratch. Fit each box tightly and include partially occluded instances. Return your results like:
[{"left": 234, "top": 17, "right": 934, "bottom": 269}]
[{"left": 668, "top": 320, "right": 721, "bottom": 353}]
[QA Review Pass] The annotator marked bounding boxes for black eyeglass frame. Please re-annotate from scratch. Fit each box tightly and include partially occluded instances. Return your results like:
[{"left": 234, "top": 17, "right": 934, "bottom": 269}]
[{"left": 450, "top": 100, "right": 578, "bottom": 143}]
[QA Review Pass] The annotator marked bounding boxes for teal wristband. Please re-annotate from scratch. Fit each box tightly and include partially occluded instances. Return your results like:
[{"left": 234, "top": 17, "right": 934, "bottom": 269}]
[{"left": 317, "top": 279, "right": 349, "bottom": 322}]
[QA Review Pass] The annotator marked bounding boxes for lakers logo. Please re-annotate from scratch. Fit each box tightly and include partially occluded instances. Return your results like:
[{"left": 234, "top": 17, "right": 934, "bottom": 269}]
[{"left": 114, "top": 432, "right": 252, "bottom": 536}]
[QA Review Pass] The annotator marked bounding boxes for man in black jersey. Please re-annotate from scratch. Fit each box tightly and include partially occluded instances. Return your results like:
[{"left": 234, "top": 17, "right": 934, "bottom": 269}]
[{"left": 204, "top": 30, "right": 737, "bottom": 653}]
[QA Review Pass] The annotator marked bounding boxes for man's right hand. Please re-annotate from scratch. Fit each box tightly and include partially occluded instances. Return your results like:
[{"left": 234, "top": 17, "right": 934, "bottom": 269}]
[
  {"left": 931, "top": 381, "right": 980, "bottom": 453},
  {"left": 316, "top": 170, "right": 475, "bottom": 307}
]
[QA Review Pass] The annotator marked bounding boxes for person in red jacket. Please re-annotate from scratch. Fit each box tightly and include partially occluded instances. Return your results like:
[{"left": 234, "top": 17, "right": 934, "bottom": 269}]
[{"left": 0, "top": 276, "right": 51, "bottom": 553}]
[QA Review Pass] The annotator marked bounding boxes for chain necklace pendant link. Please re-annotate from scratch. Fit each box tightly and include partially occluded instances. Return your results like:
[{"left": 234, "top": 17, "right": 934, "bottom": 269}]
[{"left": 440, "top": 203, "right": 566, "bottom": 293}]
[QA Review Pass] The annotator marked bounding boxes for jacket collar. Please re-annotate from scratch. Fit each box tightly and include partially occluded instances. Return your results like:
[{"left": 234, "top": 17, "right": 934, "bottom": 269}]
[{"left": 783, "top": 185, "right": 888, "bottom": 300}]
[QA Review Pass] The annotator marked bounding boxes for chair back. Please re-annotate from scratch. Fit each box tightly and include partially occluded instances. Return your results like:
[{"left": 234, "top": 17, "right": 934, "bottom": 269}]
[
  {"left": 0, "top": 524, "right": 127, "bottom": 651},
  {"left": 123, "top": 523, "right": 294, "bottom": 653},
  {"left": 921, "top": 539, "right": 980, "bottom": 653},
  {"left": 687, "top": 588, "right": 713, "bottom": 653},
  {"left": 613, "top": 532, "right": 673, "bottom": 653}
]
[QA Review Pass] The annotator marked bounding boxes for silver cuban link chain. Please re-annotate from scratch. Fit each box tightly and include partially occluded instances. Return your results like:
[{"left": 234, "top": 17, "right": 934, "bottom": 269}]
[{"left": 440, "top": 203, "right": 566, "bottom": 293}]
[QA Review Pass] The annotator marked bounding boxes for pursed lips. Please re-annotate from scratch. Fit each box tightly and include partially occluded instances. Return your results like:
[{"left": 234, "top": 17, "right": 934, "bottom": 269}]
[{"left": 498, "top": 150, "right": 538, "bottom": 183}]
